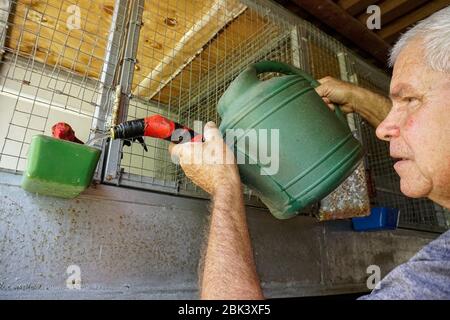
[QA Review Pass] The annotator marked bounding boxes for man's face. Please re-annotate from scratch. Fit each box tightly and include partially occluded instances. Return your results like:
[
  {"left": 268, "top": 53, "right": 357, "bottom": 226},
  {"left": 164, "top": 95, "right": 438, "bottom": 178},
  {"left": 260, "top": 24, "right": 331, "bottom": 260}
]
[{"left": 376, "top": 38, "right": 450, "bottom": 206}]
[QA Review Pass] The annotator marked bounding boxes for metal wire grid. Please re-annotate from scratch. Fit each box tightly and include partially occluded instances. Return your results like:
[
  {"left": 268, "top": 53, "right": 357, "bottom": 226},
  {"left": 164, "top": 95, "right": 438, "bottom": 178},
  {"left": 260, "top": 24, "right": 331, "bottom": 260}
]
[
  {"left": 375, "top": 190, "right": 449, "bottom": 232},
  {"left": 110, "top": 0, "right": 372, "bottom": 213},
  {"left": 348, "top": 57, "right": 448, "bottom": 232},
  {"left": 175, "top": 34, "right": 294, "bottom": 197},
  {"left": 0, "top": 0, "right": 127, "bottom": 173},
  {"left": 115, "top": 0, "right": 296, "bottom": 198},
  {"left": 2, "top": 0, "right": 444, "bottom": 231},
  {"left": 119, "top": 97, "right": 178, "bottom": 190},
  {"left": 299, "top": 22, "right": 345, "bottom": 80}
]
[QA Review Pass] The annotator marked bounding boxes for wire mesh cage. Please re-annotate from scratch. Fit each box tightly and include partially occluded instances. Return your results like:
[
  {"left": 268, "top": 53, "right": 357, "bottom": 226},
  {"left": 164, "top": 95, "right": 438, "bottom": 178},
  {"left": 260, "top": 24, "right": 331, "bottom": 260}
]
[
  {"left": 0, "top": 0, "right": 447, "bottom": 231},
  {"left": 112, "top": 0, "right": 298, "bottom": 200},
  {"left": 0, "top": 0, "right": 127, "bottom": 173}
]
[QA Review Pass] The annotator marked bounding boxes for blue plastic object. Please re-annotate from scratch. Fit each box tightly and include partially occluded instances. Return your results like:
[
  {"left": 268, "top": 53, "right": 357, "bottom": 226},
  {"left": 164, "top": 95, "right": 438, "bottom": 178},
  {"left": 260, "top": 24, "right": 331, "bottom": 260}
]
[{"left": 352, "top": 207, "right": 400, "bottom": 231}]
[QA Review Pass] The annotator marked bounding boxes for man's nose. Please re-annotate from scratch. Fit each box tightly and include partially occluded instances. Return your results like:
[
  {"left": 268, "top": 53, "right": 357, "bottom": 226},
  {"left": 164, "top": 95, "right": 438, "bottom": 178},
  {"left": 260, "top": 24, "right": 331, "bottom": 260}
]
[{"left": 376, "top": 111, "right": 401, "bottom": 141}]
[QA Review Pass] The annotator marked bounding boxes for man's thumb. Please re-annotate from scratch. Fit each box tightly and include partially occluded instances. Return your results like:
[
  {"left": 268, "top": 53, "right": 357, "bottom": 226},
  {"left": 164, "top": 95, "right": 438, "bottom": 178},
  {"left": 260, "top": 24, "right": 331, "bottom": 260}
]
[{"left": 203, "top": 121, "right": 222, "bottom": 141}]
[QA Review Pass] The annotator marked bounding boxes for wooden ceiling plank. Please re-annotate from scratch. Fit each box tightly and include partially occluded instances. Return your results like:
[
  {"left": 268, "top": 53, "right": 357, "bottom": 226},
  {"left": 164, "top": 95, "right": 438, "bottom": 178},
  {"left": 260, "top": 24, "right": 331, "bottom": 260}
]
[
  {"left": 292, "top": 0, "right": 391, "bottom": 63},
  {"left": 358, "top": 0, "right": 430, "bottom": 26},
  {"left": 384, "top": 30, "right": 407, "bottom": 44},
  {"left": 338, "top": 0, "right": 381, "bottom": 16},
  {"left": 377, "top": 0, "right": 450, "bottom": 40}
]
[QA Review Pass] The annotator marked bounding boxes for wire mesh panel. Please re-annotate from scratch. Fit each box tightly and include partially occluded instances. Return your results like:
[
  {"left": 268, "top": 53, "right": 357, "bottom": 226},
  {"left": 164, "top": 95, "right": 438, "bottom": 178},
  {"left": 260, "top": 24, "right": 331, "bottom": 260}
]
[
  {"left": 0, "top": 0, "right": 126, "bottom": 173},
  {"left": 176, "top": 29, "right": 294, "bottom": 197},
  {"left": 300, "top": 24, "right": 344, "bottom": 80},
  {"left": 111, "top": 0, "right": 297, "bottom": 199},
  {"left": 2, "top": 0, "right": 446, "bottom": 231},
  {"left": 108, "top": 0, "right": 445, "bottom": 228},
  {"left": 348, "top": 56, "right": 449, "bottom": 232}
]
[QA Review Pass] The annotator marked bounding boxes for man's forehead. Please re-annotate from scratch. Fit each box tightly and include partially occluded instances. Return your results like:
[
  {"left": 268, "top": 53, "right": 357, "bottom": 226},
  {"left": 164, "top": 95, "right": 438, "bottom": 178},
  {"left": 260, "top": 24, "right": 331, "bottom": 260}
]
[
  {"left": 390, "top": 83, "right": 420, "bottom": 98},
  {"left": 390, "top": 38, "right": 429, "bottom": 94}
]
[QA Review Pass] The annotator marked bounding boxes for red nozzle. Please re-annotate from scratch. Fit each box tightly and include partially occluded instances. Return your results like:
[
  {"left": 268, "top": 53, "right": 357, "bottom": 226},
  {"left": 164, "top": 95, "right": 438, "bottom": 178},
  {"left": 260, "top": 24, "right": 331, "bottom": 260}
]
[
  {"left": 51, "top": 122, "right": 84, "bottom": 144},
  {"left": 144, "top": 115, "right": 202, "bottom": 143}
]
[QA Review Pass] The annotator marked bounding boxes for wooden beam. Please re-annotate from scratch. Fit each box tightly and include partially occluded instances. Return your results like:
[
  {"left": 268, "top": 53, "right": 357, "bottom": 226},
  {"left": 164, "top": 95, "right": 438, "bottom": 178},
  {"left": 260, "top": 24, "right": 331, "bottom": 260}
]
[
  {"left": 291, "top": 0, "right": 391, "bottom": 63},
  {"left": 377, "top": 0, "right": 449, "bottom": 40},
  {"left": 337, "top": 0, "right": 380, "bottom": 16},
  {"left": 358, "top": 0, "right": 430, "bottom": 27},
  {"left": 383, "top": 31, "right": 405, "bottom": 44}
]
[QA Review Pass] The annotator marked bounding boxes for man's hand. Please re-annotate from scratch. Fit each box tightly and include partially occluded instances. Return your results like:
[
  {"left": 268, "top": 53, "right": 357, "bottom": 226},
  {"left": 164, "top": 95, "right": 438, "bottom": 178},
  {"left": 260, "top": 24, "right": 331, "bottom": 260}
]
[
  {"left": 315, "top": 76, "right": 392, "bottom": 127},
  {"left": 315, "top": 76, "right": 363, "bottom": 113},
  {"left": 169, "top": 121, "right": 240, "bottom": 195}
]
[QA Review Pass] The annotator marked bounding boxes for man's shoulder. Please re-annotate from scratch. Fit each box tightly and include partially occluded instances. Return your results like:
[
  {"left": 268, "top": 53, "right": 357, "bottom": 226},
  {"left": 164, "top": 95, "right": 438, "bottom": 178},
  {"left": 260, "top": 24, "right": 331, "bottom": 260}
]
[
  {"left": 411, "top": 229, "right": 450, "bottom": 261},
  {"left": 359, "top": 229, "right": 450, "bottom": 300}
]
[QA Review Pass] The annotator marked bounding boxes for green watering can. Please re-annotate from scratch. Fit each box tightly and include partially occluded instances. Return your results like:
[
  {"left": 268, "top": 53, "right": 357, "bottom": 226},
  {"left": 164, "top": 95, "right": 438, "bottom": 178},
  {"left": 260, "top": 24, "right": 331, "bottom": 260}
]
[{"left": 217, "top": 61, "right": 364, "bottom": 219}]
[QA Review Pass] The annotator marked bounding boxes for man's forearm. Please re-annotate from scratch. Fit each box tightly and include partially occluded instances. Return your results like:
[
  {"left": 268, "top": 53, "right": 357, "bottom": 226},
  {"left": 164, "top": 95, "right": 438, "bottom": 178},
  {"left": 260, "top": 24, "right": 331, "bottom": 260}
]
[
  {"left": 200, "top": 183, "right": 264, "bottom": 300},
  {"left": 354, "top": 87, "right": 392, "bottom": 128}
]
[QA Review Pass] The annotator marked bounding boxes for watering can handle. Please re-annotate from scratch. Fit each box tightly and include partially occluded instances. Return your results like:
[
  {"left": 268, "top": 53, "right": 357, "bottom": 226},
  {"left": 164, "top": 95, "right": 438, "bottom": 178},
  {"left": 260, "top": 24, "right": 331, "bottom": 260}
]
[{"left": 252, "top": 61, "right": 347, "bottom": 125}]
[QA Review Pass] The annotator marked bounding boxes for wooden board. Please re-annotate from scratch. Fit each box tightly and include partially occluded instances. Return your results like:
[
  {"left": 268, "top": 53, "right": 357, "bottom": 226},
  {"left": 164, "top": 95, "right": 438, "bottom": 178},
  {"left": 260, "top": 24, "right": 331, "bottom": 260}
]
[
  {"left": 376, "top": 0, "right": 450, "bottom": 43},
  {"left": 6, "top": 0, "right": 114, "bottom": 78},
  {"left": 357, "top": 0, "right": 429, "bottom": 27},
  {"left": 337, "top": 0, "right": 381, "bottom": 16}
]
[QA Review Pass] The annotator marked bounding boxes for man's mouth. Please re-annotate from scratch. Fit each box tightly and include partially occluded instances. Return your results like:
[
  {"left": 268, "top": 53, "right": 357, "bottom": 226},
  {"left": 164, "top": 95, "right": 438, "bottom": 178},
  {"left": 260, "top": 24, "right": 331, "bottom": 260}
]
[
  {"left": 392, "top": 156, "right": 412, "bottom": 171},
  {"left": 391, "top": 153, "right": 411, "bottom": 162}
]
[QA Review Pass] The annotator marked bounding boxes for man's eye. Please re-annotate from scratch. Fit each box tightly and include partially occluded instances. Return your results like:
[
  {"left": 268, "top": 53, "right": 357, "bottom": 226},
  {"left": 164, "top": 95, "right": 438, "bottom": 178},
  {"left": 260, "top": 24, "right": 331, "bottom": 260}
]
[{"left": 405, "top": 97, "right": 418, "bottom": 103}]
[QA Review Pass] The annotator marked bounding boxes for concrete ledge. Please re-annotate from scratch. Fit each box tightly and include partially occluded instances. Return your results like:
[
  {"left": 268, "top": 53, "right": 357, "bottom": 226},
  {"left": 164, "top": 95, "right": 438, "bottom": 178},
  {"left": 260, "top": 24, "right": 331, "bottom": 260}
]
[{"left": 0, "top": 171, "right": 437, "bottom": 299}]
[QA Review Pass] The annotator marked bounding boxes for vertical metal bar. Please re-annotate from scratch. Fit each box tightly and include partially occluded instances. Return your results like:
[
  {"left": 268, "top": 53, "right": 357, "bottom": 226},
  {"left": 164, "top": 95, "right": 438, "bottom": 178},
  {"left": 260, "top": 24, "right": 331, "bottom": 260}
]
[
  {"left": 295, "top": 22, "right": 313, "bottom": 75},
  {"left": 290, "top": 26, "right": 301, "bottom": 68},
  {"left": 91, "top": 0, "right": 129, "bottom": 181},
  {"left": 338, "top": 54, "right": 368, "bottom": 161},
  {"left": 104, "top": 0, "right": 144, "bottom": 184},
  {"left": 337, "top": 52, "right": 357, "bottom": 131},
  {"left": 290, "top": 24, "right": 310, "bottom": 74},
  {"left": 337, "top": 52, "right": 368, "bottom": 159},
  {"left": 0, "top": 0, "right": 12, "bottom": 59}
]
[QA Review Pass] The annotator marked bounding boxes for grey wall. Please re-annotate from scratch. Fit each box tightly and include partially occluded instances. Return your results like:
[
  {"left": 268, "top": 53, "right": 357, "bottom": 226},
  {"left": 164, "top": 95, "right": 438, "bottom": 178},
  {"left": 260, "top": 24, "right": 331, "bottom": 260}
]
[{"left": 0, "top": 171, "right": 437, "bottom": 299}]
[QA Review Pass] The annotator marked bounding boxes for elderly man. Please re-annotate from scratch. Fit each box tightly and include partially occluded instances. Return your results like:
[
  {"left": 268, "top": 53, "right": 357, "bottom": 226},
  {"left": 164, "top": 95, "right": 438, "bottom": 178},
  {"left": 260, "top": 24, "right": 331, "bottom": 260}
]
[{"left": 169, "top": 7, "right": 450, "bottom": 300}]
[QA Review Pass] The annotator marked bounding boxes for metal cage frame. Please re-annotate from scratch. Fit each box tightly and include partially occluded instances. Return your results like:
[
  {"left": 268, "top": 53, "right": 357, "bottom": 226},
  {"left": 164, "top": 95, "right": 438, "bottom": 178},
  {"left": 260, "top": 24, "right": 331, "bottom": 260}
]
[{"left": 0, "top": 0, "right": 447, "bottom": 232}]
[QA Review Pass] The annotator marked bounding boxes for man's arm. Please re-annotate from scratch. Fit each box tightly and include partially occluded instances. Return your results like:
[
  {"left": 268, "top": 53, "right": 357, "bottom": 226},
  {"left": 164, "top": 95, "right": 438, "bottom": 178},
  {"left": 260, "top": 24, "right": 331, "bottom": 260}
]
[
  {"left": 315, "top": 76, "right": 392, "bottom": 128},
  {"left": 201, "top": 184, "right": 264, "bottom": 299},
  {"left": 169, "top": 122, "right": 264, "bottom": 300}
]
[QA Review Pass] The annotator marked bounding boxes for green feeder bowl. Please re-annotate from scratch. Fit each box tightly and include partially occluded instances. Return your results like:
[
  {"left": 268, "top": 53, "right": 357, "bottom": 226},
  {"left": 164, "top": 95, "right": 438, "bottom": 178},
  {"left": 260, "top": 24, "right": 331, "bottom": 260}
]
[{"left": 21, "top": 134, "right": 101, "bottom": 198}]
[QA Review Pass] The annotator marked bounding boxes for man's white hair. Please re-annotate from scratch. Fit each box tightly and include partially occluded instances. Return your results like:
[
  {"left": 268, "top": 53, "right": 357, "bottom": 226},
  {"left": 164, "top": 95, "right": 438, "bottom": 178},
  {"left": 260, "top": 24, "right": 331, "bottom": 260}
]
[{"left": 389, "top": 6, "right": 450, "bottom": 73}]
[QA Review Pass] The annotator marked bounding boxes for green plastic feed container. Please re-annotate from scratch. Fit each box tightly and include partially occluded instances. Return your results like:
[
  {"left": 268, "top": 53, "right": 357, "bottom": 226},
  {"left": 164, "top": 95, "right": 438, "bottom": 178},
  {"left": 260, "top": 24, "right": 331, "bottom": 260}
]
[
  {"left": 21, "top": 135, "right": 101, "bottom": 198},
  {"left": 217, "top": 61, "right": 364, "bottom": 219}
]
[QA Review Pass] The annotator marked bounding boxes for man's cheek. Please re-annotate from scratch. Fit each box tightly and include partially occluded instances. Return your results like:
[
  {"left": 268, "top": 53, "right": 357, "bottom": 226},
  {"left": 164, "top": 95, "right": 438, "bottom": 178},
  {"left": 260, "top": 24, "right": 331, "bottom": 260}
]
[{"left": 430, "top": 155, "right": 450, "bottom": 189}]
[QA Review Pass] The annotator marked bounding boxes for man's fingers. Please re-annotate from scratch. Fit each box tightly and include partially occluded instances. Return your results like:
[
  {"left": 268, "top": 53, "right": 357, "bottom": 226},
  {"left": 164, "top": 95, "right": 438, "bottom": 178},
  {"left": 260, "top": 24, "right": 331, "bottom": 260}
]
[
  {"left": 169, "top": 141, "right": 199, "bottom": 165},
  {"left": 203, "top": 121, "right": 223, "bottom": 142},
  {"left": 169, "top": 142, "right": 184, "bottom": 161},
  {"left": 316, "top": 76, "right": 337, "bottom": 97},
  {"left": 314, "top": 83, "right": 329, "bottom": 98},
  {"left": 317, "top": 76, "right": 334, "bottom": 84}
]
